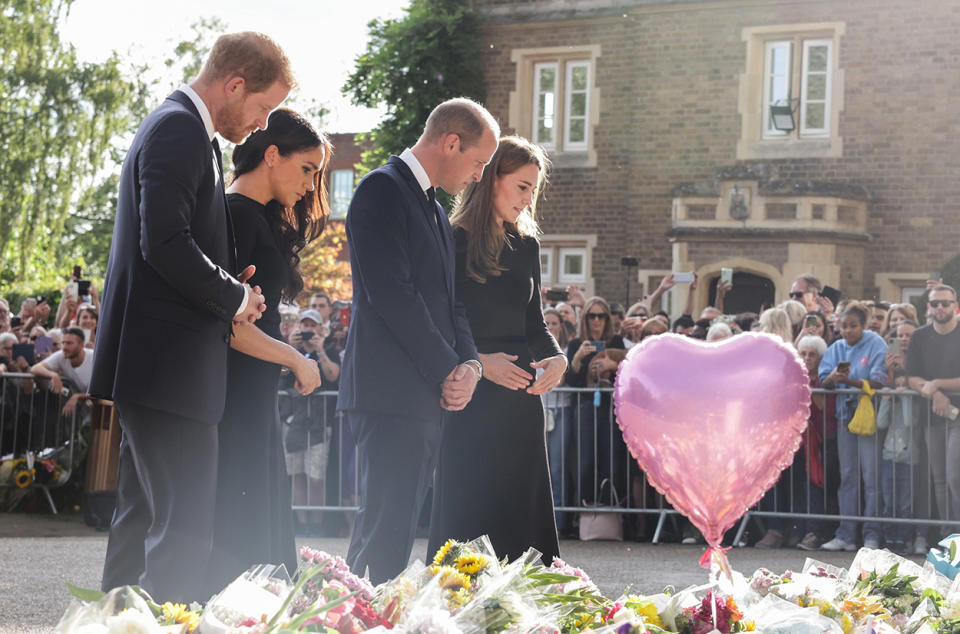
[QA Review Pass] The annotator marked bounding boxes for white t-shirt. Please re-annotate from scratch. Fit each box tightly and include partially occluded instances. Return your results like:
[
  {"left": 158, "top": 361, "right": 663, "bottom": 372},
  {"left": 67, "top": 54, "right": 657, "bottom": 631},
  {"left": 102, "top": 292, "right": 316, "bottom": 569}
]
[{"left": 43, "top": 350, "right": 94, "bottom": 393}]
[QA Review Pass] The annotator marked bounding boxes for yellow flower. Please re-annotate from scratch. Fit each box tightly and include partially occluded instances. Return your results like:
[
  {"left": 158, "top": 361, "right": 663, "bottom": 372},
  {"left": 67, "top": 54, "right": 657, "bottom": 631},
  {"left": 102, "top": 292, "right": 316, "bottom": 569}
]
[
  {"left": 432, "top": 539, "right": 458, "bottom": 566},
  {"left": 455, "top": 553, "right": 490, "bottom": 577},
  {"left": 625, "top": 596, "right": 663, "bottom": 628},
  {"left": 430, "top": 565, "right": 472, "bottom": 592},
  {"left": 161, "top": 602, "right": 200, "bottom": 632},
  {"left": 742, "top": 620, "right": 756, "bottom": 631}
]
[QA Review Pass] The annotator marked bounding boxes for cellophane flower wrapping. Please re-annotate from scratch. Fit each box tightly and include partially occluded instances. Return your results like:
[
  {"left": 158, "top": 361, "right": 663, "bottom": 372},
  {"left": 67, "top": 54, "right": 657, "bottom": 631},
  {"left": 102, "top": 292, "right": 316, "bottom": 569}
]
[
  {"left": 197, "top": 564, "right": 291, "bottom": 633},
  {"left": 55, "top": 586, "right": 161, "bottom": 634}
]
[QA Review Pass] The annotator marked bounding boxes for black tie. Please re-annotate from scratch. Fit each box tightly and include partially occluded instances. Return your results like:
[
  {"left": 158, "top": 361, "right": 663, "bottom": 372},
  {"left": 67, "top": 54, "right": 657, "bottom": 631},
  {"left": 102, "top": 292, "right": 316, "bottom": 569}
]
[{"left": 211, "top": 138, "right": 223, "bottom": 175}]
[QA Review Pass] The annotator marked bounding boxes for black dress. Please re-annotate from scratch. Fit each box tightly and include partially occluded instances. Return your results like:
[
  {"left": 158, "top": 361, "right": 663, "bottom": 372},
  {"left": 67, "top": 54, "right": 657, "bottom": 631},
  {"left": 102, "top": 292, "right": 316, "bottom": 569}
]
[
  {"left": 207, "top": 193, "right": 296, "bottom": 590},
  {"left": 428, "top": 228, "right": 562, "bottom": 563}
]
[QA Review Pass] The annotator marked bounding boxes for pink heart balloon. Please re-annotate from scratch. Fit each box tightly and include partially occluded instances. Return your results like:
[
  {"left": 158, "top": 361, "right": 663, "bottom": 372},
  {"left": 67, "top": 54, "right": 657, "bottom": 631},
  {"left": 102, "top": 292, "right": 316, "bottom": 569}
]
[{"left": 613, "top": 332, "right": 811, "bottom": 550}]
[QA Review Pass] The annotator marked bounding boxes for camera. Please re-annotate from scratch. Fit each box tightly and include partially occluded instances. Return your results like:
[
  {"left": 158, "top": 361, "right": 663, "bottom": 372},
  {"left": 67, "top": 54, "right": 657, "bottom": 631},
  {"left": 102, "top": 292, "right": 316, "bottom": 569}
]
[
  {"left": 299, "top": 331, "right": 315, "bottom": 341},
  {"left": 620, "top": 256, "right": 639, "bottom": 267}
]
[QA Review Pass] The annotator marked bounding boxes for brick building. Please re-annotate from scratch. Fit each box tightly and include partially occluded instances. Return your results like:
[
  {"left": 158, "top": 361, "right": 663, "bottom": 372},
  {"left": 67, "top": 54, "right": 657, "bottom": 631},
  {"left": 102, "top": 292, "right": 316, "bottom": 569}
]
[
  {"left": 326, "top": 133, "right": 366, "bottom": 221},
  {"left": 470, "top": 0, "right": 960, "bottom": 314}
]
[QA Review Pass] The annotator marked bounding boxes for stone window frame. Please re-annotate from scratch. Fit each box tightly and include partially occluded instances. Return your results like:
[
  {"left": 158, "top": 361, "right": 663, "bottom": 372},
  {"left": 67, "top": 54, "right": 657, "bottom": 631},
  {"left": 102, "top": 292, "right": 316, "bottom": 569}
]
[
  {"left": 330, "top": 168, "right": 355, "bottom": 219},
  {"left": 509, "top": 45, "right": 602, "bottom": 168},
  {"left": 540, "top": 234, "right": 597, "bottom": 294},
  {"left": 737, "top": 23, "right": 845, "bottom": 160}
]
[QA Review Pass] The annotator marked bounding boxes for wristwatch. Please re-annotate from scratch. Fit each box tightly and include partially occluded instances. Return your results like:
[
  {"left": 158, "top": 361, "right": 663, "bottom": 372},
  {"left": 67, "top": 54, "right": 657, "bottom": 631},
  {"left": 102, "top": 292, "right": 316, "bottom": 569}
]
[{"left": 464, "top": 359, "right": 483, "bottom": 380}]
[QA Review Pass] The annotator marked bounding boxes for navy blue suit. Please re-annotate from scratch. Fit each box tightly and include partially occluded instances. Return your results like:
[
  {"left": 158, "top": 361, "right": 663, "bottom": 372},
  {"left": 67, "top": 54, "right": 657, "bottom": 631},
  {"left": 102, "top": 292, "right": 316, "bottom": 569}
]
[
  {"left": 91, "top": 90, "right": 246, "bottom": 601},
  {"left": 338, "top": 156, "right": 477, "bottom": 582}
]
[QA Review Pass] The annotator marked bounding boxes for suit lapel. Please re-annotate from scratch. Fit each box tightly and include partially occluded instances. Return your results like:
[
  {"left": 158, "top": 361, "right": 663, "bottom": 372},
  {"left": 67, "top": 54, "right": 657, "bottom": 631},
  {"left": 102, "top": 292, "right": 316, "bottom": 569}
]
[
  {"left": 389, "top": 157, "right": 453, "bottom": 294},
  {"left": 170, "top": 91, "right": 238, "bottom": 272}
]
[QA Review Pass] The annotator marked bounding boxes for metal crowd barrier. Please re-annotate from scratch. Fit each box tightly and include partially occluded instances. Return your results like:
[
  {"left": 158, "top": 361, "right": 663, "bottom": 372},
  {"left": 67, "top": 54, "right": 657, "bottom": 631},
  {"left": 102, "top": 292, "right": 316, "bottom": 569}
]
[
  {"left": 285, "top": 386, "right": 960, "bottom": 546},
  {"left": 0, "top": 372, "right": 85, "bottom": 513},
  {"left": 5, "top": 375, "right": 954, "bottom": 545}
]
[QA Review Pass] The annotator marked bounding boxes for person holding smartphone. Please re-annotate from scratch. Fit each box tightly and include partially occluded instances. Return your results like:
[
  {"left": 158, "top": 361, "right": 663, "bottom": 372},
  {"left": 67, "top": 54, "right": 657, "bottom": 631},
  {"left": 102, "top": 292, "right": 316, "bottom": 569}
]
[
  {"left": 565, "top": 296, "right": 627, "bottom": 506},
  {"left": 795, "top": 311, "right": 832, "bottom": 347},
  {"left": 818, "top": 302, "right": 888, "bottom": 551}
]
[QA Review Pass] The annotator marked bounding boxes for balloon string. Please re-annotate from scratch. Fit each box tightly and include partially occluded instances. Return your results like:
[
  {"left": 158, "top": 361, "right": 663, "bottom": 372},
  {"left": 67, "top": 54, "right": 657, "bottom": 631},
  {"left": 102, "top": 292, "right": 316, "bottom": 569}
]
[{"left": 698, "top": 545, "right": 734, "bottom": 583}]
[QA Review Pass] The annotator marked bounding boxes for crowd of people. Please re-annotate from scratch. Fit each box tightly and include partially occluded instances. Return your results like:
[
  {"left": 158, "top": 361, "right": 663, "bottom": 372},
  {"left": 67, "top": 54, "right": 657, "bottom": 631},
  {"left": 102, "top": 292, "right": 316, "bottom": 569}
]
[
  {"left": 0, "top": 286, "right": 101, "bottom": 456},
  {"left": 4, "top": 265, "right": 958, "bottom": 558},
  {"left": 539, "top": 272, "right": 960, "bottom": 556}
]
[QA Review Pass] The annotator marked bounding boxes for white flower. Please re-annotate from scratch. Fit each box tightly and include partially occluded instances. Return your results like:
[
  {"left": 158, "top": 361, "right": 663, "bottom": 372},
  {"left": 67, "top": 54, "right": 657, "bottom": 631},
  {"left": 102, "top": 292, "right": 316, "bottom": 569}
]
[
  {"left": 941, "top": 592, "right": 960, "bottom": 619},
  {"left": 402, "top": 606, "right": 463, "bottom": 634},
  {"left": 105, "top": 609, "right": 161, "bottom": 634},
  {"left": 74, "top": 624, "right": 109, "bottom": 634}
]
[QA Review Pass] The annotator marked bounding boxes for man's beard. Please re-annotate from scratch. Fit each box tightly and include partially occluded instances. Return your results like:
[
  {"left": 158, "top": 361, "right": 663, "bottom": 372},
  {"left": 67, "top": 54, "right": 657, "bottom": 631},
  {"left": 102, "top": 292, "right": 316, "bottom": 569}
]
[
  {"left": 218, "top": 100, "right": 253, "bottom": 144},
  {"left": 933, "top": 312, "right": 955, "bottom": 325}
]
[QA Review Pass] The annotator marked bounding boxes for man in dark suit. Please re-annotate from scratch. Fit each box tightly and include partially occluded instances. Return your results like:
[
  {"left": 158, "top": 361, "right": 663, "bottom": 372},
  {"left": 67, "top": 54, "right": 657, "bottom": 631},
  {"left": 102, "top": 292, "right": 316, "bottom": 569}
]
[
  {"left": 90, "top": 33, "right": 295, "bottom": 602},
  {"left": 338, "top": 98, "right": 500, "bottom": 583}
]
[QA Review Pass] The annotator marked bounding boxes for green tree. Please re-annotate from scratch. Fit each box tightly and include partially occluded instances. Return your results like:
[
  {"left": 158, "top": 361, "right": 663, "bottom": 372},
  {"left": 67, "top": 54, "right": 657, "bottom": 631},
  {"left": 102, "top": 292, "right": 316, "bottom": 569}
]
[
  {"left": 0, "top": 0, "right": 143, "bottom": 292},
  {"left": 342, "top": 0, "right": 486, "bottom": 186}
]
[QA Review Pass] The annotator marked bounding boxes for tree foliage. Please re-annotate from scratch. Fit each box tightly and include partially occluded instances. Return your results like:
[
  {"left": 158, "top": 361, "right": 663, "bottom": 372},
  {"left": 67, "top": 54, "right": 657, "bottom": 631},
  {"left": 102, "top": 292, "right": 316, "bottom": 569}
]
[
  {"left": 0, "top": 0, "right": 145, "bottom": 293},
  {"left": 299, "top": 221, "right": 352, "bottom": 302},
  {"left": 342, "top": 0, "right": 486, "bottom": 183}
]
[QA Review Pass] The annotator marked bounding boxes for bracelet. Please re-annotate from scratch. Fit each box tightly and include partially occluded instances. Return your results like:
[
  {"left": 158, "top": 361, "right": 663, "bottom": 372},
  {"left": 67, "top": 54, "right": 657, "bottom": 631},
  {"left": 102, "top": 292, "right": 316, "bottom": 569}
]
[{"left": 463, "top": 359, "right": 483, "bottom": 380}]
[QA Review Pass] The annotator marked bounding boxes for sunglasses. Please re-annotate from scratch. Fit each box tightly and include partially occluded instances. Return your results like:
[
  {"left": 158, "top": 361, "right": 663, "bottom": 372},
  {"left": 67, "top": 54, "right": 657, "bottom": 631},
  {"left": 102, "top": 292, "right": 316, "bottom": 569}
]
[
  {"left": 586, "top": 312, "right": 608, "bottom": 320},
  {"left": 789, "top": 291, "right": 807, "bottom": 300},
  {"left": 929, "top": 300, "right": 956, "bottom": 308},
  {"left": 629, "top": 313, "right": 648, "bottom": 319}
]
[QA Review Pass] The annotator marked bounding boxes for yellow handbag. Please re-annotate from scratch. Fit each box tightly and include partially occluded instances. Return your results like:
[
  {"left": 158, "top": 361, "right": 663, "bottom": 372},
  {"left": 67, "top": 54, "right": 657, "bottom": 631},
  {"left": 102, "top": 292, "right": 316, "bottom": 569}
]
[{"left": 848, "top": 380, "right": 877, "bottom": 435}]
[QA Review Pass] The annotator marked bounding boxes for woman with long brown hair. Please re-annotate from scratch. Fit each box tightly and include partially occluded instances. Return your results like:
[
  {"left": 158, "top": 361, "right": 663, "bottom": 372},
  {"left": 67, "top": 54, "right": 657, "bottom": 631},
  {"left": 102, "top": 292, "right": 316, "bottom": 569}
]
[
  {"left": 207, "top": 108, "right": 332, "bottom": 589},
  {"left": 427, "top": 136, "right": 567, "bottom": 562}
]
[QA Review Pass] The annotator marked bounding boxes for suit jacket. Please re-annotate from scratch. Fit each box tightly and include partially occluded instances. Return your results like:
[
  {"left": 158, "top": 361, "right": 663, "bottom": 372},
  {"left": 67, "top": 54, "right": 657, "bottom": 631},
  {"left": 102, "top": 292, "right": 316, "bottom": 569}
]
[
  {"left": 337, "top": 156, "right": 478, "bottom": 420},
  {"left": 90, "top": 90, "right": 246, "bottom": 424}
]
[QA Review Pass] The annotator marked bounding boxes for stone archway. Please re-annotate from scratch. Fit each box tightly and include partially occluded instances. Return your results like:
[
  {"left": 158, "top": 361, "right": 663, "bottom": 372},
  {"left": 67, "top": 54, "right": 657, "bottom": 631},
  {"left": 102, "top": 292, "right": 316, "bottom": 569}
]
[{"left": 694, "top": 258, "right": 784, "bottom": 314}]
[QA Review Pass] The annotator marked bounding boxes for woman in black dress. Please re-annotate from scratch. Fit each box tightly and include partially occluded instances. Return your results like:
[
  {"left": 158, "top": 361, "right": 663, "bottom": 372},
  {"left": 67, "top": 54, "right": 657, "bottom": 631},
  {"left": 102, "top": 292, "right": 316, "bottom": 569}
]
[
  {"left": 207, "top": 108, "right": 332, "bottom": 590},
  {"left": 428, "top": 136, "right": 568, "bottom": 562}
]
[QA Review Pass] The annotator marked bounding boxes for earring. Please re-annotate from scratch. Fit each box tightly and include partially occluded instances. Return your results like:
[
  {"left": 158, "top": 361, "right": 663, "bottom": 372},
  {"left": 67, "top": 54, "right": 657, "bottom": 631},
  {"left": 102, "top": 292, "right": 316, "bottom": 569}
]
[{"left": 266, "top": 162, "right": 273, "bottom": 168}]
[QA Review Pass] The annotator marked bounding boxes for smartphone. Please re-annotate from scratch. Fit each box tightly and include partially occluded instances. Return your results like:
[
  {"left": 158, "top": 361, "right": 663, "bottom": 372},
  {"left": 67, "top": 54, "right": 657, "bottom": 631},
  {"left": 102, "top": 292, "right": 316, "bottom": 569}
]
[
  {"left": 545, "top": 289, "right": 569, "bottom": 302},
  {"left": 804, "top": 315, "right": 820, "bottom": 330},
  {"left": 299, "top": 331, "right": 315, "bottom": 341},
  {"left": 10, "top": 316, "right": 22, "bottom": 328},
  {"left": 77, "top": 280, "right": 91, "bottom": 298},
  {"left": 821, "top": 285, "right": 842, "bottom": 306},
  {"left": 837, "top": 361, "right": 851, "bottom": 372},
  {"left": 591, "top": 340, "right": 606, "bottom": 353},
  {"left": 720, "top": 267, "right": 733, "bottom": 287},
  {"left": 35, "top": 336, "right": 53, "bottom": 356},
  {"left": 72, "top": 265, "right": 82, "bottom": 280},
  {"left": 339, "top": 306, "right": 351, "bottom": 326},
  {"left": 674, "top": 272, "right": 695, "bottom": 283},
  {"left": 65, "top": 282, "right": 79, "bottom": 302},
  {"left": 12, "top": 343, "right": 35, "bottom": 366},
  {"left": 888, "top": 338, "right": 901, "bottom": 357}
]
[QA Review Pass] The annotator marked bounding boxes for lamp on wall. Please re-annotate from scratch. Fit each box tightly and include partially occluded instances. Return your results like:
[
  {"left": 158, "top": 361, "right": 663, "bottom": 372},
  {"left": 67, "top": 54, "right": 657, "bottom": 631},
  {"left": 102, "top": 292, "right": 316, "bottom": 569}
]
[{"left": 770, "top": 100, "right": 797, "bottom": 132}]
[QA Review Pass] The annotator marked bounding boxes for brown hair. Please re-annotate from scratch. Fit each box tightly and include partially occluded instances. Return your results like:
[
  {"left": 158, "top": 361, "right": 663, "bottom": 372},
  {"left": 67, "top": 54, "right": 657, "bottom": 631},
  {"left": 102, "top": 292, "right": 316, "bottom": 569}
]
[
  {"left": 449, "top": 136, "right": 549, "bottom": 283},
  {"left": 422, "top": 98, "right": 500, "bottom": 150},
  {"left": 543, "top": 307, "right": 569, "bottom": 349},
  {"left": 231, "top": 108, "right": 331, "bottom": 301},
  {"left": 198, "top": 32, "right": 296, "bottom": 93},
  {"left": 577, "top": 296, "right": 614, "bottom": 343}
]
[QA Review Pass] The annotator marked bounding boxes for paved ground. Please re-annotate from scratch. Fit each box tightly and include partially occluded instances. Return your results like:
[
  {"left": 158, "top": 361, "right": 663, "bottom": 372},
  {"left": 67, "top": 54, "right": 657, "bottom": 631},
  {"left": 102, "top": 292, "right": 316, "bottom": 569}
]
[{"left": 0, "top": 512, "right": 928, "bottom": 633}]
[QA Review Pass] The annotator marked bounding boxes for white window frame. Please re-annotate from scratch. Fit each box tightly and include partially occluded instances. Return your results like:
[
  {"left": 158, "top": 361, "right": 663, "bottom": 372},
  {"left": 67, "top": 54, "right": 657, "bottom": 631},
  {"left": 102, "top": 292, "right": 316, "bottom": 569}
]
[
  {"left": 563, "top": 61, "right": 590, "bottom": 151},
  {"left": 799, "top": 39, "right": 832, "bottom": 138},
  {"left": 762, "top": 41, "right": 792, "bottom": 139},
  {"left": 331, "top": 169, "right": 354, "bottom": 219},
  {"left": 539, "top": 247, "right": 554, "bottom": 284},
  {"left": 532, "top": 62, "right": 559, "bottom": 150},
  {"left": 557, "top": 247, "right": 587, "bottom": 284}
]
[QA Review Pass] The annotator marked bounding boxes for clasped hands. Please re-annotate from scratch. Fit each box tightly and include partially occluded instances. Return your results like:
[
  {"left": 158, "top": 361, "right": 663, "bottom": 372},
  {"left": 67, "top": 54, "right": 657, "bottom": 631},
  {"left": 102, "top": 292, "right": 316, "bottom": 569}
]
[
  {"left": 234, "top": 265, "right": 267, "bottom": 324},
  {"left": 474, "top": 352, "right": 568, "bottom": 396},
  {"left": 921, "top": 379, "right": 953, "bottom": 417}
]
